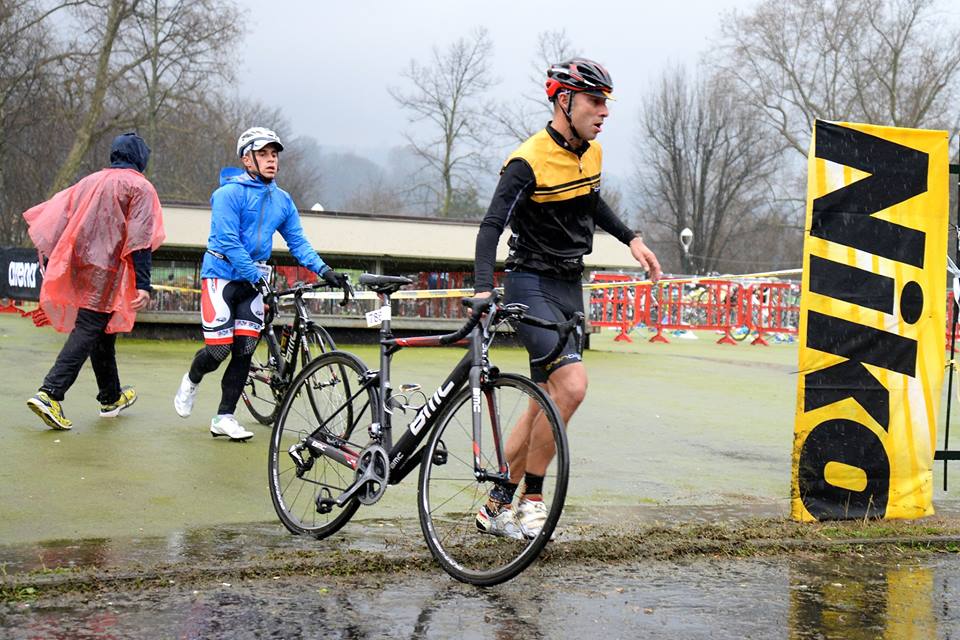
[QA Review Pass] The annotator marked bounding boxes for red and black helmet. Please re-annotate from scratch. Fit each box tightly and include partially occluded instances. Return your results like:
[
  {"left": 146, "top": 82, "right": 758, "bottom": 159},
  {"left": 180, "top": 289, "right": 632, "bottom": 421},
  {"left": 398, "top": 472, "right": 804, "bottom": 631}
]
[{"left": 545, "top": 58, "right": 614, "bottom": 101}]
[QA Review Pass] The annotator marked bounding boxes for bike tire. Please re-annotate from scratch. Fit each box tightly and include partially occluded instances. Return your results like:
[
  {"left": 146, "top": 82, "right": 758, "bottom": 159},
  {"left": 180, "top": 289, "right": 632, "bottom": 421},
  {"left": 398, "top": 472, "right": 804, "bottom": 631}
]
[
  {"left": 243, "top": 325, "right": 336, "bottom": 426},
  {"left": 268, "top": 350, "right": 375, "bottom": 539},
  {"left": 301, "top": 326, "right": 340, "bottom": 423},
  {"left": 243, "top": 334, "right": 281, "bottom": 425},
  {"left": 417, "top": 373, "right": 568, "bottom": 586}
]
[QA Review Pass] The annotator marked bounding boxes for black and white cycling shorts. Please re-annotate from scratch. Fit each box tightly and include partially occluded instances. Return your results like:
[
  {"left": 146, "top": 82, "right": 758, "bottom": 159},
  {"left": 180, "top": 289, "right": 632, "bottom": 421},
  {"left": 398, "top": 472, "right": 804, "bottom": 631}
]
[
  {"left": 504, "top": 271, "right": 583, "bottom": 383},
  {"left": 200, "top": 278, "right": 264, "bottom": 346}
]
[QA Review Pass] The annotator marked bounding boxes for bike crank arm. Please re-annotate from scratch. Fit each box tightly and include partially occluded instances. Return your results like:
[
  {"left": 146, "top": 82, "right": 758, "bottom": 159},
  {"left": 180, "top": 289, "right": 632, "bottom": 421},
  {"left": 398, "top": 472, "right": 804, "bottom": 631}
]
[{"left": 332, "top": 444, "right": 389, "bottom": 507}]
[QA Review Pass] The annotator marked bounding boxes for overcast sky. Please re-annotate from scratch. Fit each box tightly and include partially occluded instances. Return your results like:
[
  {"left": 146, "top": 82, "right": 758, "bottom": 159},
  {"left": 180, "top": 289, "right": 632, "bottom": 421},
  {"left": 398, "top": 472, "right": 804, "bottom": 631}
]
[{"left": 232, "top": 0, "right": 760, "bottom": 193}]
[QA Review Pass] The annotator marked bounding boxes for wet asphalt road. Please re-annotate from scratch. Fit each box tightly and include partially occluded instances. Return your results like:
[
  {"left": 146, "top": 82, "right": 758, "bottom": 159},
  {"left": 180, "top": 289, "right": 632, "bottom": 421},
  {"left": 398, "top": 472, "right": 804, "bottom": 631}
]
[{"left": 4, "top": 551, "right": 960, "bottom": 639}]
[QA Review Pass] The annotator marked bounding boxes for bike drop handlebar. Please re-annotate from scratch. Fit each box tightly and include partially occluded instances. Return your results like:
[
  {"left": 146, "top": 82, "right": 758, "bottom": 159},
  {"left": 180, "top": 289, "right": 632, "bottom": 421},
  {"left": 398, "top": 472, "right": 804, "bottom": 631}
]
[
  {"left": 391, "top": 295, "right": 583, "bottom": 361},
  {"left": 272, "top": 279, "right": 354, "bottom": 307},
  {"left": 261, "top": 277, "right": 354, "bottom": 326}
]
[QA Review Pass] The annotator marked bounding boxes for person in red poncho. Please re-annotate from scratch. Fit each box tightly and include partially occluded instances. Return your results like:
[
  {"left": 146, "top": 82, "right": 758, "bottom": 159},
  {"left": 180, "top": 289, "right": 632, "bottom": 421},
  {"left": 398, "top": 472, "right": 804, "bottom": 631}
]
[{"left": 24, "top": 132, "right": 166, "bottom": 430}]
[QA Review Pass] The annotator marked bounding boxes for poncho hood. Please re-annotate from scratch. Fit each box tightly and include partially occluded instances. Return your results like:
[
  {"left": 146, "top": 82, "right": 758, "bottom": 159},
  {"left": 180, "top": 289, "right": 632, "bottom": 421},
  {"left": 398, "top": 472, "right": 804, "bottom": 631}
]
[{"left": 109, "top": 132, "right": 151, "bottom": 173}]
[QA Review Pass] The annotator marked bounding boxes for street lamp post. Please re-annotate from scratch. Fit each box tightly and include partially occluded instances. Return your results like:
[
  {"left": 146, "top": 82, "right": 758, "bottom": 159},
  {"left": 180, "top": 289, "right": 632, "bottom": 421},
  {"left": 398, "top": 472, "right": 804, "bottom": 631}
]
[{"left": 679, "top": 227, "right": 693, "bottom": 274}]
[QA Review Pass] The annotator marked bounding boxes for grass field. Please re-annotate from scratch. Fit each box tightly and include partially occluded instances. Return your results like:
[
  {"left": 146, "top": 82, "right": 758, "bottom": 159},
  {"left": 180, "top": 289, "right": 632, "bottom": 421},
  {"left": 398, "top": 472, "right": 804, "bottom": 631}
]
[{"left": 2, "top": 313, "right": 958, "bottom": 545}]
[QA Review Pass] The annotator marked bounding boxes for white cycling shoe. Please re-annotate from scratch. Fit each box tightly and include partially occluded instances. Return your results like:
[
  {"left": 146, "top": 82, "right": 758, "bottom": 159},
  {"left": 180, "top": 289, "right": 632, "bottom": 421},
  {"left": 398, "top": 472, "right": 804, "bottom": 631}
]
[
  {"left": 174, "top": 373, "right": 198, "bottom": 418},
  {"left": 475, "top": 505, "right": 525, "bottom": 540},
  {"left": 210, "top": 414, "right": 254, "bottom": 442},
  {"left": 516, "top": 497, "right": 556, "bottom": 540}
]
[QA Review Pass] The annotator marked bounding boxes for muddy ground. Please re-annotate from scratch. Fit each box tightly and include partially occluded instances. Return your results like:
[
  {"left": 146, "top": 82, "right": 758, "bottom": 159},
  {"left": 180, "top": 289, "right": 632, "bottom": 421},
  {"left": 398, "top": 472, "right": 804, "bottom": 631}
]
[{"left": 4, "top": 515, "right": 960, "bottom": 638}]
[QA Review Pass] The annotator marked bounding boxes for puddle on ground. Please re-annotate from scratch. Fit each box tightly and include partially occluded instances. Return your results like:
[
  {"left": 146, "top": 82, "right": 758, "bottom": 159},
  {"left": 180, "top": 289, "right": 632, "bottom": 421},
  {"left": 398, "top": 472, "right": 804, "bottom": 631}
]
[
  {"left": 3, "top": 553, "right": 960, "bottom": 638},
  {"left": 8, "top": 500, "right": 960, "bottom": 576}
]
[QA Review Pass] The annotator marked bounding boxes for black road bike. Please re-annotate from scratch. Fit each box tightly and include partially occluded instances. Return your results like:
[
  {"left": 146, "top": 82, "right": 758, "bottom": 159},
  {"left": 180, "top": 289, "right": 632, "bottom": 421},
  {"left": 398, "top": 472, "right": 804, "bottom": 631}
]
[
  {"left": 242, "top": 279, "right": 351, "bottom": 425},
  {"left": 267, "top": 273, "right": 582, "bottom": 585}
]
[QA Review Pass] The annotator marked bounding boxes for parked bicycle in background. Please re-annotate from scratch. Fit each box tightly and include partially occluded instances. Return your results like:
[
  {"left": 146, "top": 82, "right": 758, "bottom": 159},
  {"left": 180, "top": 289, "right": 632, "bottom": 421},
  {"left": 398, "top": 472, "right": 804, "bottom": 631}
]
[{"left": 242, "top": 278, "right": 352, "bottom": 424}]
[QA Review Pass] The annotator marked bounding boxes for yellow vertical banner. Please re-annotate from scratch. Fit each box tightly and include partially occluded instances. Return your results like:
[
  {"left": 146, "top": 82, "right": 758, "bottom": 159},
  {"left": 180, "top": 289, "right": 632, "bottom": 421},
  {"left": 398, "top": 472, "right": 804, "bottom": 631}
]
[{"left": 792, "top": 120, "right": 948, "bottom": 521}]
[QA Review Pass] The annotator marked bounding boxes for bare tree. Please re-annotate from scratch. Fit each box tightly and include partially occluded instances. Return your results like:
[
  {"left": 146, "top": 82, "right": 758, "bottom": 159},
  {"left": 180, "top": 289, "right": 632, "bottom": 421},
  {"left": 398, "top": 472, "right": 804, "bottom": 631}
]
[
  {"left": 389, "top": 28, "right": 495, "bottom": 217},
  {"left": 0, "top": 1, "right": 84, "bottom": 243},
  {"left": 119, "top": 0, "right": 243, "bottom": 181},
  {"left": 49, "top": 0, "right": 244, "bottom": 194},
  {"left": 635, "top": 66, "right": 781, "bottom": 274},
  {"left": 48, "top": 0, "right": 141, "bottom": 194},
  {"left": 149, "top": 96, "right": 289, "bottom": 203},
  {"left": 494, "top": 29, "right": 580, "bottom": 144},
  {"left": 715, "top": 0, "right": 960, "bottom": 158},
  {"left": 343, "top": 176, "right": 409, "bottom": 214}
]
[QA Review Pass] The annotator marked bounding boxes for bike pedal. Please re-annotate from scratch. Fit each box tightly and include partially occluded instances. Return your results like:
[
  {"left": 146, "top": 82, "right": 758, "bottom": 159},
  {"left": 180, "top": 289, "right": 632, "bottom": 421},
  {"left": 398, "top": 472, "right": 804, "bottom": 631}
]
[
  {"left": 316, "top": 495, "right": 336, "bottom": 515},
  {"left": 432, "top": 440, "right": 448, "bottom": 465}
]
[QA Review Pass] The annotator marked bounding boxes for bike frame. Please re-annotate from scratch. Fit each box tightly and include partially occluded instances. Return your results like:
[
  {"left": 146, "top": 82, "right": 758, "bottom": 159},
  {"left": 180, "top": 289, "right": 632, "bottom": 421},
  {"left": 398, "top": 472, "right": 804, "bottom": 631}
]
[
  {"left": 252, "top": 288, "right": 327, "bottom": 389},
  {"left": 302, "top": 290, "right": 511, "bottom": 508}
]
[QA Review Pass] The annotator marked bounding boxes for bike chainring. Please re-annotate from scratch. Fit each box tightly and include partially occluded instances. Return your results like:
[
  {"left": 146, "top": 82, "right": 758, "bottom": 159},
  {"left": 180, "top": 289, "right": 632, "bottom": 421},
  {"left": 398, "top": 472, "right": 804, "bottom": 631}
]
[{"left": 354, "top": 444, "right": 389, "bottom": 505}]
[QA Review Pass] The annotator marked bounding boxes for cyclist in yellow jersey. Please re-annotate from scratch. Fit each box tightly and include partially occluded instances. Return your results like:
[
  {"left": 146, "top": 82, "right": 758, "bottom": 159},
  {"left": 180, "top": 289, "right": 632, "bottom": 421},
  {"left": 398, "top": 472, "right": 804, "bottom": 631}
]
[{"left": 473, "top": 58, "right": 661, "bottom": 539}]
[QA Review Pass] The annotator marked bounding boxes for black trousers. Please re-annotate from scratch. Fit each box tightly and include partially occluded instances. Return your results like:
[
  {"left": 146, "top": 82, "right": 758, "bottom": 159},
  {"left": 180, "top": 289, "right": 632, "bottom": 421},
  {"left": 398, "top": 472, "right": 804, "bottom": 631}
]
[{"left": 40, "top": 308, "right": 122, "bottom": 404}]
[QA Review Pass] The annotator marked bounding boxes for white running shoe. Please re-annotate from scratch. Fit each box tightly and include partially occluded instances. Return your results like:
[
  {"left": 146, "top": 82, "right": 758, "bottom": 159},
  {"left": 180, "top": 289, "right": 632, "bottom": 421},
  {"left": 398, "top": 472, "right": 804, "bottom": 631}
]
[
  {"left": 174, "top": 373, "right": 198, "bottom": 418},
  {"left": 475, "top": 505, "right": 525, "bottom": 540},
  {"left": 210, "top": 414, "right": 254, "bottom": 442},
  {"left": 516, "top": 497, "right": 555, "bottom": 540}
]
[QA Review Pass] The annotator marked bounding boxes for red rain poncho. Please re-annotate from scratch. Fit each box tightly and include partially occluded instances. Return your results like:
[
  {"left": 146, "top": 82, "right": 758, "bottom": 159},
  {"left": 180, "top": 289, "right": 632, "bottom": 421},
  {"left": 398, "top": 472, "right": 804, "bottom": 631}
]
[{"left": 23, "top": 168, "right": 165, "bottom": 334}]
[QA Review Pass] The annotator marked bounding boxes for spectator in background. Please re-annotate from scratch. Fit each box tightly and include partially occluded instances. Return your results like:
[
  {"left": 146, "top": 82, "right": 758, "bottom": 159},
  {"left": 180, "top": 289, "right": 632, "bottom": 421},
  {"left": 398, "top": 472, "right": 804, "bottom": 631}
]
[{"left": 24, "top": 133, "right": 165, "bottom": 430}]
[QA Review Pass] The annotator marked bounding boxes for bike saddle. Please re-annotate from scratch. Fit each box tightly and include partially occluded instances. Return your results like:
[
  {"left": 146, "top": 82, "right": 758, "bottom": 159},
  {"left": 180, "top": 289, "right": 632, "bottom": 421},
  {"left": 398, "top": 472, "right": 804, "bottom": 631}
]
[{"left": 360, "top": 273, "right": 413, "bottom": 294}]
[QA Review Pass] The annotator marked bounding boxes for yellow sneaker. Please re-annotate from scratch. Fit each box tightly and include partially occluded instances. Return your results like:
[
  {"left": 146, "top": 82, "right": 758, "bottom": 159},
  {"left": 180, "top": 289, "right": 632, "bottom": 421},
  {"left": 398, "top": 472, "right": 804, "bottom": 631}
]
[
  {"left": 99, "top": 386, "right": 137, "bottom": 417},
  {"left": 27, "top": 392, "right": 72, "bottom": 430}
]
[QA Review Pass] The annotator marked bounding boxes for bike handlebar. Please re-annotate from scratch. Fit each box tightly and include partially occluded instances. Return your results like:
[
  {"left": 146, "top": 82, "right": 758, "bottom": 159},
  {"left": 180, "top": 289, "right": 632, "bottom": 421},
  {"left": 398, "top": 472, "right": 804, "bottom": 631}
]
[
  {"left": 401, "top": 296, "right": 584, "bottom": 362},
  {"left": 497, "top": 304, "right": 585, "bottom": 367},
  {"left": 261, "top": 276, "right": 354, "bottom": 326},
  {"left": 435, "top": 299, "right": 489, "bottom": 345},
  {"left": 271, "top": 277, "right": 354, "bottom": 307}
]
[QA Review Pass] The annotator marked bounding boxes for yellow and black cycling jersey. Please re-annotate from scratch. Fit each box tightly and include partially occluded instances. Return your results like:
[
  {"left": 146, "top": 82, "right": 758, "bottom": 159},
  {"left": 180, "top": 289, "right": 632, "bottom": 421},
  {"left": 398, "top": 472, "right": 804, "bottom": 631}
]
[{"left": 474, "top": 124, "right": 636, "bottom": 291}]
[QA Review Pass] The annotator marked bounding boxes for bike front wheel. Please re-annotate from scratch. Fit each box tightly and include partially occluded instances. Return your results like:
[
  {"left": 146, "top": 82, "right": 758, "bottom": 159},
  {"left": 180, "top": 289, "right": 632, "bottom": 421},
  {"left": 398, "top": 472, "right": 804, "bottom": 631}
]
[
  {"left": 269, "top": 350, "right": 375, "bottom": 539},
  {"left": 418, "top": 373, "right": 568, "bottom": 586},
  {"left": 244, "top": 326, "right": 336, "bottom": 426}
]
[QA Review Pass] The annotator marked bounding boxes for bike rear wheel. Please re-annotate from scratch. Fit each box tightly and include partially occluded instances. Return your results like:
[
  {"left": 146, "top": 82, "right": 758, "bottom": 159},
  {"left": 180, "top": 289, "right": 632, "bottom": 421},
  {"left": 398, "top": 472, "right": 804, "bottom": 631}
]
[
  {"left": 418, "top": 373, "right": 568, "bottom": 586},
  {"left": 269, "top": 350, "right": 374, "bottom": 538},
  {"left": 243, "top": 334, "right": 281, "bottom": 425}
]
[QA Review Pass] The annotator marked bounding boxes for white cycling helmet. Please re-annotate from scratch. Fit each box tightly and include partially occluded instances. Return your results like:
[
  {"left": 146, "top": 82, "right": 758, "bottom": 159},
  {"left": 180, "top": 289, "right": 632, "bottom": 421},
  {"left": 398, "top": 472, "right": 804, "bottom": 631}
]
[{"left": 236, "top": 127, "right": 284, "bottom": 158}]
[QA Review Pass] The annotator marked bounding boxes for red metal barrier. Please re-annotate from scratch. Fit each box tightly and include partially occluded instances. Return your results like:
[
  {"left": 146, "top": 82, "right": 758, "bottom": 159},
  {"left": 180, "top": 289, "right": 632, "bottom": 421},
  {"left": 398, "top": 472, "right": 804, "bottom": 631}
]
[
  {"left": 589, "top": 274, "right": 636, "bottom": 342},
  {"left": 649, "top": 279, "right": 745, "bottom": 344},
  {"left": 948, "top": 298, "right": 960, "bottom": 351},
  {"left": 587, "top": 277, "right": 803, "bottom": 346},
  {"left": 741, "top": 282, "right": 800, "bottom": 346}
]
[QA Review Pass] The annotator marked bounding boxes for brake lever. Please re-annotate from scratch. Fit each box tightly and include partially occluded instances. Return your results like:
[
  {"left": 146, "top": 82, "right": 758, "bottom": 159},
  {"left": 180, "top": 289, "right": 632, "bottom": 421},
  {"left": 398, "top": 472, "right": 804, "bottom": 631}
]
[
  {"left": 339, "top": 276, "right": 354, "bottom": 307},
  {"left": 498, "top": 302, "right": 529, "bottom": 320}
]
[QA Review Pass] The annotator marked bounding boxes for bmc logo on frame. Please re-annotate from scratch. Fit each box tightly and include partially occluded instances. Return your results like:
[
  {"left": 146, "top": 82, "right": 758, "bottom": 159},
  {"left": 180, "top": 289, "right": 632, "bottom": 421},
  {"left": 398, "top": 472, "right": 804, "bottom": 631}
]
[{"left": 7, "top": 261, "right": 39, "bottom": 288}]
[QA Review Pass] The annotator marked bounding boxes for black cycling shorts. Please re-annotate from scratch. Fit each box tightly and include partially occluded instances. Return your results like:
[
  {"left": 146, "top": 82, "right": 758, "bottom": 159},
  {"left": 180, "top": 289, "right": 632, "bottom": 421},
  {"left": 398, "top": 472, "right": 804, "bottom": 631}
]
[{"left": 504, "top": 271, "right": 583, "bottom": 383}]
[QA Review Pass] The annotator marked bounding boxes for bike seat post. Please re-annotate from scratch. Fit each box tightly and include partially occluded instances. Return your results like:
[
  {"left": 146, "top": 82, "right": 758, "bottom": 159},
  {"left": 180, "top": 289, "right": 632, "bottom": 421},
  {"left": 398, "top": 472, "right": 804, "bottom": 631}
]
[{"left": 376, "top": 289, "right": 395, "bottom": 449}]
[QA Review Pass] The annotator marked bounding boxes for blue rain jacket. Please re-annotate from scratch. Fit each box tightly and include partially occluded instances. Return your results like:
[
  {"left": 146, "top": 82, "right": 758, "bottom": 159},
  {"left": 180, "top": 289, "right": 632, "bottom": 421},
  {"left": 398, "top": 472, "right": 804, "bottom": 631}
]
[{"left": 201, "top": 168, "right": 328, "bottom": 282}]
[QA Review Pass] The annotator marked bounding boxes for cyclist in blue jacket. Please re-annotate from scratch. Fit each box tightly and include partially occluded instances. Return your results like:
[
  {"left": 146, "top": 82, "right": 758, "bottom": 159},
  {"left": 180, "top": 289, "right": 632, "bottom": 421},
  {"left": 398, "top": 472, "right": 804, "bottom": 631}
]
[{"left": 173, "top": 127, "right": 348, "bottom": 441}]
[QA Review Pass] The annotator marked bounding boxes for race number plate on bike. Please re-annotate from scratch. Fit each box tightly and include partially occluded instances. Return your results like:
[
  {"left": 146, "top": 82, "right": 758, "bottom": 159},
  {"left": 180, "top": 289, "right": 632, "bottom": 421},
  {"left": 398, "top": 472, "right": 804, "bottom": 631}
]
[{"left": 365, "top": 305, "right": 391, "bottom": 327}]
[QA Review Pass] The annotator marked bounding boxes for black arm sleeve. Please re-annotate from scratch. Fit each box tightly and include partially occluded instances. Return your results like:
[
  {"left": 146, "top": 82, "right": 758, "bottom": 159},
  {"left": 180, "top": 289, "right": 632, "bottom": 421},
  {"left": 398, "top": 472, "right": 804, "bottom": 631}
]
[
  {"left": 594, "top": 197, "right": 637, "bottom": 246},
  {"left": 132, "top": 248, "right": 153, "bottom": 292},
  {"left": 473, "top": 160, "right": 535, "bottom": 292}
]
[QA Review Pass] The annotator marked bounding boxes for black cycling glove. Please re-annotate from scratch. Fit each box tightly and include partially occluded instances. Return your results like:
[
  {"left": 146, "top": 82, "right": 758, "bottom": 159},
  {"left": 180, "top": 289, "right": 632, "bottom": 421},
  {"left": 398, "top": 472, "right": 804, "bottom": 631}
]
[
  {"left": 252, "top": 276, "right": 271, "bottom": 299},
  {"left": 321, "top": 269, "right": 349, "bottom": 288}
]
